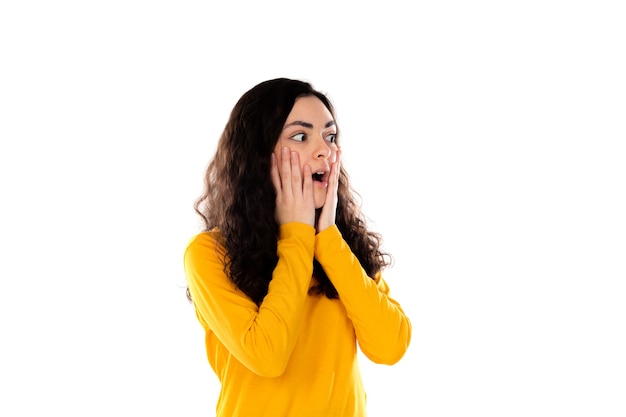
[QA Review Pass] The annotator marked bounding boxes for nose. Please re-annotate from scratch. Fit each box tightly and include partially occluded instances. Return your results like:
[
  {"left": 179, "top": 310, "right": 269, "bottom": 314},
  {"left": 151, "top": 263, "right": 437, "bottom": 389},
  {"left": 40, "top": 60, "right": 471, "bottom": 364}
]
[{"left": 314, "top": 136, "right": 331, "bottom": 159}]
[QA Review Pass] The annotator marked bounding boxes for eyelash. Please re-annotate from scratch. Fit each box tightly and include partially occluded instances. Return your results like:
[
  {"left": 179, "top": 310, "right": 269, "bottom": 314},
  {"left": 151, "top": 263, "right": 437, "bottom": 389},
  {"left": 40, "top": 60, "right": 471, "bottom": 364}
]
[{"left": 290, "top": 132, "right": 337, "bottom": 144}]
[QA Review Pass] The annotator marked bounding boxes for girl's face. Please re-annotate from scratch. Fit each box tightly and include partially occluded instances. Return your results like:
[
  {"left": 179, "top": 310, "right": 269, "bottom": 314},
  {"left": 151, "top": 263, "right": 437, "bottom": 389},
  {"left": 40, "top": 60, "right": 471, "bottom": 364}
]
[{"left": 274, "top": 96, "right": 339, "bottom": 209}]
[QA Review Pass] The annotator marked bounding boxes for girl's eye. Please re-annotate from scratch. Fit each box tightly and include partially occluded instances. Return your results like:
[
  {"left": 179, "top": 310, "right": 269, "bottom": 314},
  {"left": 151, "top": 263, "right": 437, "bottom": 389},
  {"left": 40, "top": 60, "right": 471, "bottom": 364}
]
[
  {"left": 326, "top": 133, "right": 337, "bottom": 144},
  {"left": 291, "top": 133, "right": 306, "bottom": 142}
]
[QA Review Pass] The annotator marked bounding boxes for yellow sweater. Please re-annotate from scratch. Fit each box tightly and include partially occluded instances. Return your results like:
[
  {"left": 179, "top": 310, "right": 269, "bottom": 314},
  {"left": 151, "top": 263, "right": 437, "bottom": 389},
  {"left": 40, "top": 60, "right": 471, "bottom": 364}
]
[{"left": 184, "top": 222, "right": 412, "bottom": 417}]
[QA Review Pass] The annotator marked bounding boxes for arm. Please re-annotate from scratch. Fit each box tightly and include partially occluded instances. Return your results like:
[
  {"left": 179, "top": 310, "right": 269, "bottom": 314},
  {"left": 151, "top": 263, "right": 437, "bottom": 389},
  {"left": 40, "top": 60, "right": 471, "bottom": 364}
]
[
  {"left": 314, "top": 225, "right": 412, "bottom": 365},
  {"left": 184, "top": 223, "right": 315, "bottom": 377}
]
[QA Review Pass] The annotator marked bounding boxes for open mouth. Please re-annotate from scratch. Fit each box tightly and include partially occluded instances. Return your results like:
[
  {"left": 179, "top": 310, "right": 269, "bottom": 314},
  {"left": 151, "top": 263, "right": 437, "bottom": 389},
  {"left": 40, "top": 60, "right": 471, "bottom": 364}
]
[{"left": 312, "top": 171, "right": 327, "bottom": 183}]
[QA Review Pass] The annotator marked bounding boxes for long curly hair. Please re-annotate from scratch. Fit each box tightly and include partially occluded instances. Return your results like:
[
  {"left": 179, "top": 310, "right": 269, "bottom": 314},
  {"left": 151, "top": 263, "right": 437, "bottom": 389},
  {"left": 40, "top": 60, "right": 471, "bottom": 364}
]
[{"left": 188, "top": 78, "right": 391, "bottom": 304}]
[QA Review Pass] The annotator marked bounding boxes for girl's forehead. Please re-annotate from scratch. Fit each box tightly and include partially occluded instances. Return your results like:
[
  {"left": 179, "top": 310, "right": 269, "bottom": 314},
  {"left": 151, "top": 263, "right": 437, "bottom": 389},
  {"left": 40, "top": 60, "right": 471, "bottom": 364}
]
[{"left": 286, "top": 96, "right": 334, "bottom": 125}]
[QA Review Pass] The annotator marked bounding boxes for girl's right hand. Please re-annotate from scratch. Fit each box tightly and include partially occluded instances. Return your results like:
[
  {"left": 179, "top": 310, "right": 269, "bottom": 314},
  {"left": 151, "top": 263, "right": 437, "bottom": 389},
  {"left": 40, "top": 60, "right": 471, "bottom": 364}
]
[{"left": 271, "top": 147, "right": 315, "bottom": 227}]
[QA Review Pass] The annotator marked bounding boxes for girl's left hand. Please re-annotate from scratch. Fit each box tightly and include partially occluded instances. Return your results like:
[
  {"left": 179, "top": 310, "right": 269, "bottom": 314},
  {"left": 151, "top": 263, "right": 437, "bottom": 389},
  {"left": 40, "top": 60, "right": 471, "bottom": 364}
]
[{"left": 316, "top": 148, "right": 341, "bottom": 233}]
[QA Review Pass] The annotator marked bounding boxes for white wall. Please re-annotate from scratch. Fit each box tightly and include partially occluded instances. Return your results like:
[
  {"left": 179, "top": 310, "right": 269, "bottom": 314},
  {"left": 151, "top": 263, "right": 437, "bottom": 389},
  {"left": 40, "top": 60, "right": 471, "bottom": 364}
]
[{"left": 1, "top": 1, "right": 624, "bottom": 416}]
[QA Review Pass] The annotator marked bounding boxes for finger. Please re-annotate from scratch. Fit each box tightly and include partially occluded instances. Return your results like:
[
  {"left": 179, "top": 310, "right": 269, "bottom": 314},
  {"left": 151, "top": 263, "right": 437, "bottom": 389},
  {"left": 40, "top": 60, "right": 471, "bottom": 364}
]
[
  {"left": 270, "top": 152, "right": 282, "bottom": 196},
  {"left": 280, "top": 146, "right": 293, "bottom": 199},
  {"left": 302, "top": 164, "right": 313, "bottom": 198},
  {"left": 329, "top": 149, "right": 341, "bottom": 192},
  {"left": 290, "top": 151, "right": 302, "bottom": 196}
]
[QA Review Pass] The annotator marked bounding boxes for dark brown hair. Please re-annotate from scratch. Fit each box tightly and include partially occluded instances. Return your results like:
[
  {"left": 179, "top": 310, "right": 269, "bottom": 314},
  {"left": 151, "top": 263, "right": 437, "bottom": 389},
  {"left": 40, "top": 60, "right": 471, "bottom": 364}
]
[{"left": 188, "top": 78, "right": 391, "bottom": 304}]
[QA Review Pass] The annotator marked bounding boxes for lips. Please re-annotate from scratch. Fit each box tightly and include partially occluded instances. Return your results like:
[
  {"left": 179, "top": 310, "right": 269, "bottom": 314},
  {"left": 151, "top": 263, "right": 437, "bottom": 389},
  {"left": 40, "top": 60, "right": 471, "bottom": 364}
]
[{"left": 312, "top": 168, "right": 329, "bottom": 184}]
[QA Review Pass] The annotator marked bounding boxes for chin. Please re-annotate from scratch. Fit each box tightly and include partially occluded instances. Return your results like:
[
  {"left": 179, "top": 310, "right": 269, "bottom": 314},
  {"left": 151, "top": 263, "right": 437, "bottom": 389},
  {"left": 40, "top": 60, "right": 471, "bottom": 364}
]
[{"left": 314, "top": 191, "right": 326, "bottom": 209}]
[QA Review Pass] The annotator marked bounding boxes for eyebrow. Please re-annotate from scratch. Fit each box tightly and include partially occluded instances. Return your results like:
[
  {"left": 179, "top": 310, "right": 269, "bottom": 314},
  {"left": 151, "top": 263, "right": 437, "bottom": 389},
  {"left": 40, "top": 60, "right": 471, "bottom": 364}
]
[{"left": 283, "top": 120, "right": 336, "bottom": 130}]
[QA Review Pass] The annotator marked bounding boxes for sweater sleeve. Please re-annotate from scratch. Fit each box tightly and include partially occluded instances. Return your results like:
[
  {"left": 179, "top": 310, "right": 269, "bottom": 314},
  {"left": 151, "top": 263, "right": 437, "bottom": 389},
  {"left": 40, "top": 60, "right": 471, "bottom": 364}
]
[
  {"left": 314, "top": 225, "right": 412, "bottom": 365},
  {"left": 184, "top": 223, "right": 315, "bottom": 377}
]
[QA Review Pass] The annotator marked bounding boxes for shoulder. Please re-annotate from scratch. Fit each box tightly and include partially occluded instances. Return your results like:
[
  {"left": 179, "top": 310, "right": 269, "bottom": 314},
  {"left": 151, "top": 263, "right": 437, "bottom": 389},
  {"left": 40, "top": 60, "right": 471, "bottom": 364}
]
[{"left": 184, "top": 228, "right": 227, "bottom": 262}]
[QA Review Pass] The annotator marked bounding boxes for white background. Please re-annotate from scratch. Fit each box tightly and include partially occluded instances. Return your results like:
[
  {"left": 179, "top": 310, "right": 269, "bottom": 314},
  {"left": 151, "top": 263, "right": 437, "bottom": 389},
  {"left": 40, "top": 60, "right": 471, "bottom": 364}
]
[{"left": 1, "top": 1, "right": 625, "bottom": 416}]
